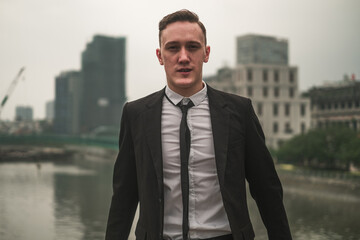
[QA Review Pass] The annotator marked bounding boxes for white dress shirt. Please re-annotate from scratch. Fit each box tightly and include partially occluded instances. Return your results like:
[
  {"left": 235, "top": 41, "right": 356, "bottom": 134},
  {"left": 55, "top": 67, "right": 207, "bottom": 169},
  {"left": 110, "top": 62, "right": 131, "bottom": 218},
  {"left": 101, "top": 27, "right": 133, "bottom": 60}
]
[{"left": 161, "top": 83, "right": 231, "bottom": 240}]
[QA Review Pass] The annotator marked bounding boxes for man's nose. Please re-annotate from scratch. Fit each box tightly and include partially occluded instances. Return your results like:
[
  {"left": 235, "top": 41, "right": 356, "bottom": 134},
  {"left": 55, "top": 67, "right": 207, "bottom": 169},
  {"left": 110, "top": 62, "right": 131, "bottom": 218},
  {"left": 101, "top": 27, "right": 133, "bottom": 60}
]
[{"left": 178, "top": 47, "right": 190, "bottom": 63}]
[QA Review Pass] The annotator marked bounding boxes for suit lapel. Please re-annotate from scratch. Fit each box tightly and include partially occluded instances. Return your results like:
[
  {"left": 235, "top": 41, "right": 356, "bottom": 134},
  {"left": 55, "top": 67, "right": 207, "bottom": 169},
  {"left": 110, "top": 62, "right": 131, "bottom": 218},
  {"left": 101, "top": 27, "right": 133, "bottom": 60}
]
[
  {"left": 144, "top": 88, "right": 165, "bottom": 187},
  {"left": 207, "top": 86, "right": 230, "bottom": 185},
  {"left": 141, "top": 86, "right": 230, "bottom": 187}
]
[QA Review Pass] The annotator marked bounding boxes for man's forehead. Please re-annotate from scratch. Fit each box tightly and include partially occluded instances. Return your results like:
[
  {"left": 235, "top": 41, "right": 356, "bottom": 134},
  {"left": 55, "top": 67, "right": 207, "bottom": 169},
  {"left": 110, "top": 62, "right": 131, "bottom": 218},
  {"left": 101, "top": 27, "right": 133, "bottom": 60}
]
[{"left": 160, "top": 21, "right": 205, "bottom": 45}]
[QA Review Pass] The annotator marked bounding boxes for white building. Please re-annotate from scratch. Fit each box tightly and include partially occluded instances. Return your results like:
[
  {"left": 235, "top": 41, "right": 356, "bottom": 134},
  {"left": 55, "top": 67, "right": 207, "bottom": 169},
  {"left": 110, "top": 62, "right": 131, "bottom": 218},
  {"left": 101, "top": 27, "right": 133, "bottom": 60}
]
[
  {"left": 45, "top": 100, "right": 54, "bottom": 121},
  {"left": 205, "top": 35, "right": 310, "bottom": 149}
]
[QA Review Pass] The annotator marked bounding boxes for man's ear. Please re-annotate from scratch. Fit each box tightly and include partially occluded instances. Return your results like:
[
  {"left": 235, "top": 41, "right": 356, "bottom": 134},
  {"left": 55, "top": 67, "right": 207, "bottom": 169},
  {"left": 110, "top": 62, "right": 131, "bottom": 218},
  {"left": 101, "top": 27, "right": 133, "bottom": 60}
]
[
  {"left": 204, "top": 46, "right": 210, "bottom": 63},
  {"left": 156, "top": 48, "right": 164, "bottom": 65}
]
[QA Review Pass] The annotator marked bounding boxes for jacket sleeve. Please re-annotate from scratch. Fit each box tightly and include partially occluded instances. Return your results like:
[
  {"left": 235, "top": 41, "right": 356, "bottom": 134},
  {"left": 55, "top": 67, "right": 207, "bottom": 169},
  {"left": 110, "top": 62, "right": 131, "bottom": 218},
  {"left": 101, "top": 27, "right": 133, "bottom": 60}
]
[
  {"left": 244, "top": 99, "right": 292, "bottom": 240},
  {"left": 105, "top": 103, "right": 139, "bottom": 240}
]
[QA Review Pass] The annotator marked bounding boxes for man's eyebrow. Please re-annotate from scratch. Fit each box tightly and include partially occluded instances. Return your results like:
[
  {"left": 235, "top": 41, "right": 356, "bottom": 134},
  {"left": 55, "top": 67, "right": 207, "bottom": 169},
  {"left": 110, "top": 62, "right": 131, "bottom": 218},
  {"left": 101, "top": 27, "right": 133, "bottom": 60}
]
[
  {"left": 164, "top": 41, "right": 180, "bottom": 46},
  {"left": 187, "top": 41, "right": 201, "bottom": 45}
]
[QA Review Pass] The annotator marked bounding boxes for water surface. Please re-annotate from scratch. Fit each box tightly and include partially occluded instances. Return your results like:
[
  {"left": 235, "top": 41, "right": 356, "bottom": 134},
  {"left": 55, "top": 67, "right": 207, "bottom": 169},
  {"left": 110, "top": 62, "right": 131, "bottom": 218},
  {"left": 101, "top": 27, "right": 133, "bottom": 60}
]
[{"left": 0, "top": 156, "right": 359, "bottom": 240}]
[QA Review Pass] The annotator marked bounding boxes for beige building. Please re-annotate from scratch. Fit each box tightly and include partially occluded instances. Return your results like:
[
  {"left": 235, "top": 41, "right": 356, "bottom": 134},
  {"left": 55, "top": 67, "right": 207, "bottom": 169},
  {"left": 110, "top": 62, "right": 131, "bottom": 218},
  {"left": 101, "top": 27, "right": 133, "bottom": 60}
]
[{"left": 205, "top": 35, "right": 310, "bottom": 149}]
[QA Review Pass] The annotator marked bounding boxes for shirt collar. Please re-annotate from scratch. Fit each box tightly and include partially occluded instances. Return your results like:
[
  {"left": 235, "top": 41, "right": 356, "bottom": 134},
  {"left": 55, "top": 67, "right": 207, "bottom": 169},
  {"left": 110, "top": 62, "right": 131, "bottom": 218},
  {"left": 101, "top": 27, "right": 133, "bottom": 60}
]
[{"left": 165, "top": 82, "right": 207, "bottom": 107}]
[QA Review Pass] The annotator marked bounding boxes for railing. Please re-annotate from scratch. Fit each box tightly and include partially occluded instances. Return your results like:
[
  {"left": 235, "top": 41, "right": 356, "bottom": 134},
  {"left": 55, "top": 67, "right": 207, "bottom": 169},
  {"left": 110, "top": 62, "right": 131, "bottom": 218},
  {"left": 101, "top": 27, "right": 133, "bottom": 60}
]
[{"left": 0, "top": 134, "right": 118, "bottom": 150}]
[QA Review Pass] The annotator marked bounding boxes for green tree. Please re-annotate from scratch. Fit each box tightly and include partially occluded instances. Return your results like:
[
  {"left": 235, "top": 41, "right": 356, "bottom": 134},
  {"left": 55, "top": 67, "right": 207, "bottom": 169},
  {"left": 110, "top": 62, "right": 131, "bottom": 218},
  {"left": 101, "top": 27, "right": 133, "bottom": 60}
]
[{"left": 276, "top": 127, "right": 360, "bottom": 171}]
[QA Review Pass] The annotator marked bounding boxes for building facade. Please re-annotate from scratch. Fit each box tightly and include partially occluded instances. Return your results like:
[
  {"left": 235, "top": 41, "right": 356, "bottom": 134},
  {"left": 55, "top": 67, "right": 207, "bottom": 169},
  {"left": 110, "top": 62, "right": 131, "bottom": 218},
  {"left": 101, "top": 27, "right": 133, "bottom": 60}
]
[
  {"left": 79, "top": 35, "right": 126, "bottom": 133},
  {"left": 54, "top": 70, "right": 81, "bottom": 134},
  {"left": 305, "top": 78, "right": 360, "bottom": 130},
  {"left": 15, "top": 106, "right": 33, "bottom": 121},
  {"left": 206, "top": 34, "right": 310, "bottom": 149},
  {"left": 45, "top": 100, "right": 54, "bottom": 121}
]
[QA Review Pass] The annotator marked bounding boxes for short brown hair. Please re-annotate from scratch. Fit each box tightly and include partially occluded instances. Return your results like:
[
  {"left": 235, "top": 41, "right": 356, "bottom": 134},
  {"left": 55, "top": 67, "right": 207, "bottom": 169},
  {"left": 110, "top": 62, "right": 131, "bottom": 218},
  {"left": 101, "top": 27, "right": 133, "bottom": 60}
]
[{"left": 158, "top": 9, "right": 207, "bottom": 46}]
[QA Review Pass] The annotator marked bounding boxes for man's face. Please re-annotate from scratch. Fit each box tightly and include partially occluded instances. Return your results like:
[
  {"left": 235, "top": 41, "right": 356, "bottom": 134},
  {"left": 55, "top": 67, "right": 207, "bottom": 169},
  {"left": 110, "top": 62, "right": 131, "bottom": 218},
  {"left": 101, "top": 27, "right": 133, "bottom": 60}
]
[{"left": 156, "top": 21, "right": 210, "bottom": 97}]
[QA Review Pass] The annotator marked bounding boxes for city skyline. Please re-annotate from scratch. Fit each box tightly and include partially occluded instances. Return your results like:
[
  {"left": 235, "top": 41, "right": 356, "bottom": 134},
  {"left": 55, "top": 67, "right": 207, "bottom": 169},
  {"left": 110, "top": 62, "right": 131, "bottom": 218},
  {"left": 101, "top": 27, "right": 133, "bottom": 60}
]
[{"left": 1, "top": 0, "right": 359, "bottom": 120}]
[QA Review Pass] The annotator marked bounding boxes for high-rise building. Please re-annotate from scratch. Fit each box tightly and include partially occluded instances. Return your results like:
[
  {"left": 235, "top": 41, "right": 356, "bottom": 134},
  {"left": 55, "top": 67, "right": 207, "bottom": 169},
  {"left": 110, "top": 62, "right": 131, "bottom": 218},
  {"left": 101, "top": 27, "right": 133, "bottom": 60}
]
[
  {"left": 15, "top": 106, "right": 33, "bottom": 121},
  {"left": 45, "top": 100, "right": 54, "bottom": 121},
  {"left": 236, "top": 34, "right": 288, "bottom": 65},
  {"left": 54, "top": 70, "right": 81, "bottom": 134},
  {"left": 206, "top": 34, "right": 310, "bottom": 149},
  {"left": 79, "top": 35, "right": 126, "bottom": 133}
]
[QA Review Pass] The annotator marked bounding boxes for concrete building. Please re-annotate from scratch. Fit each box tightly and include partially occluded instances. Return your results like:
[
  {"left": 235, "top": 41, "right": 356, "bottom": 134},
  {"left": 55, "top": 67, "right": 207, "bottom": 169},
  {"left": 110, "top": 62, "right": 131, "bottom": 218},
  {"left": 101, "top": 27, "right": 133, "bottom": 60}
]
[
  {"left": 54, "top": 71, "right": 81, "bottom": 134},
  {"left": 206, "top": 34, "right": 310, "bottom": 149},
  {"left": 45, "top": 100, "right": 54, "bottom": 121},
  {"left": 15, "top": 106, "right": 33, "bottom": 121},
  {"left": 304, "top": 76, "right": 360, "bottom": 130},
  {"left": 79, "top": 35, "right": 126, "bottom": 133}
]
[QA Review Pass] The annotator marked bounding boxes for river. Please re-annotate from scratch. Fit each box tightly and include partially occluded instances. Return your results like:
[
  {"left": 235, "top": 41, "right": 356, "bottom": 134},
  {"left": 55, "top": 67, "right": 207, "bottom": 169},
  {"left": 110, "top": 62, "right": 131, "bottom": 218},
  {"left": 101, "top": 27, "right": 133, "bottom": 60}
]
[{"left": 0, "top": 153, "right": 359, "bottom": 240}]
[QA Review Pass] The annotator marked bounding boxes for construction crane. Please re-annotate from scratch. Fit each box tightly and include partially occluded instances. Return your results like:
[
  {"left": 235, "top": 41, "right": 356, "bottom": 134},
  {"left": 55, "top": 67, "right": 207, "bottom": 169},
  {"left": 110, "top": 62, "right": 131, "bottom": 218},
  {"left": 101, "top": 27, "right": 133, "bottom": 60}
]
[{"left": 0, "top": 67, "right": 26, "bottom": 118}]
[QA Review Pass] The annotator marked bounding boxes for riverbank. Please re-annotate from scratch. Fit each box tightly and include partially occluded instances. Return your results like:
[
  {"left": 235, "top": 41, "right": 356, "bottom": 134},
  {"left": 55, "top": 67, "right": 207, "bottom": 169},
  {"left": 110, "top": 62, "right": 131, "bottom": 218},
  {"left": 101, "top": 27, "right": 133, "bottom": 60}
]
[
  {"left": 1, "top": 145, "right": 360, "bottom": 195},
  {"left": 0, "top": 145, "right": 75, "bottom": 162},
  {"left": 277, "top": 164, "right": 360, "bottom": 200}
]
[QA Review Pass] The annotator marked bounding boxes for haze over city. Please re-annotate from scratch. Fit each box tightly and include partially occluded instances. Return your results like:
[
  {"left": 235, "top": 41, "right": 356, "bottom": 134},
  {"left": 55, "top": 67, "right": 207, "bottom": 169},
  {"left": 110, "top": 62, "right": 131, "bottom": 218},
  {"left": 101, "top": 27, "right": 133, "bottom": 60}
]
[{"left": 1, "top": 0, "right": 359, "bottom": 120}]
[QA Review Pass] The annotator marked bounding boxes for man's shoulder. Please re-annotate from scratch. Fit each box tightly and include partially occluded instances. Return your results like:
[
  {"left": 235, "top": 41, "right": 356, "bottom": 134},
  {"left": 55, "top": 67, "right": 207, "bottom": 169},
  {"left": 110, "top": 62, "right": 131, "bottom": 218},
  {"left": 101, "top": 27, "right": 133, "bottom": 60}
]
[{"left": 123, "top": 88, "right": 165, "bottom": 116}]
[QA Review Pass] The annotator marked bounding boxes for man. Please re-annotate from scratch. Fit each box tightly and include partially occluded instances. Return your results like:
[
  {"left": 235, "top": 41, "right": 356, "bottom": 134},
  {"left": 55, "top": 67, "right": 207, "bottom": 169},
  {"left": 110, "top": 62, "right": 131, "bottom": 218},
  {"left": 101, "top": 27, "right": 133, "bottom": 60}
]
[{"left": 106, "top": 9, "right": 292, "bottom": 240}]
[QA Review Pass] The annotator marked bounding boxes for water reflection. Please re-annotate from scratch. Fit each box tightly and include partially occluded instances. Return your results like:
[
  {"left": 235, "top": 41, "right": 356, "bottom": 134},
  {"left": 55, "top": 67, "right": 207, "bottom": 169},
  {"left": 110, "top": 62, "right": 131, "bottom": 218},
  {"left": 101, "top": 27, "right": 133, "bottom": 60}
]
[
  {"left": 0, "top": 158, "right": 113, "bottom": 240},
  {"left": 0, "top": 156, "right": 359, "bottom": 240}
]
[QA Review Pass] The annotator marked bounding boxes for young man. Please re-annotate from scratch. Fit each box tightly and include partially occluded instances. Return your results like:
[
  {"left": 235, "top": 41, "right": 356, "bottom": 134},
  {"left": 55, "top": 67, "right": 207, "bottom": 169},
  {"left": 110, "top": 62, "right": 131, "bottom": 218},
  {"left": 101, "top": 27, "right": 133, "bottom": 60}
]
[{"left": 106, "top": 9, "right": 292, "bottom": 240}]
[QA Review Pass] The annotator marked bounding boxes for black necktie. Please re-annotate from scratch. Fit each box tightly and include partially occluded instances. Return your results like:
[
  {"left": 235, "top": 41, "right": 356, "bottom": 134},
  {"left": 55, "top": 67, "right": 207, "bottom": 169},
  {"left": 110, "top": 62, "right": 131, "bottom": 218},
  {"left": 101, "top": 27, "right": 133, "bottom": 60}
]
[{"left": 178, "top": 99, "right": 194, "bottom": 240}]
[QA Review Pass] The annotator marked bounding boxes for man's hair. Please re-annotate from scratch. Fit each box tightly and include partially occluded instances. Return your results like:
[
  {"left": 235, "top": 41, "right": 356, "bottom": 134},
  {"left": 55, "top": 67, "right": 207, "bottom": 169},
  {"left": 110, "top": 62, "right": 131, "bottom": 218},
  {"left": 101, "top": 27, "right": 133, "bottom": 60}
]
[{"left": 158, "top": 9, "right": 207, "bottom": 46}]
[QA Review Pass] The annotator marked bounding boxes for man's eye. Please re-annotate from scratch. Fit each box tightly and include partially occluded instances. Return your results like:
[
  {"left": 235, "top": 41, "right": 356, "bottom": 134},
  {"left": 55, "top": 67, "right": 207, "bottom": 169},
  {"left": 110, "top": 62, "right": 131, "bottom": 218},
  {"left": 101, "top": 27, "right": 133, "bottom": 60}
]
[
  {"left": 167, "top": 46, "right": 179, "bottom": 51},
  {"left": 188, "top": 45, "right": 200, "bottom": 50}
]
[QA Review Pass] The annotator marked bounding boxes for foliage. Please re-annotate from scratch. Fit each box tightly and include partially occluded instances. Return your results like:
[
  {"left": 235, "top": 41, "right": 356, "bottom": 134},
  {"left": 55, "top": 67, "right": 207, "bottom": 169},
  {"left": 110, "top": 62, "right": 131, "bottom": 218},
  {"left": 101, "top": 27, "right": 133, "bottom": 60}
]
[{"left": 275, "top": 127, "right": 360, "bottom": 170}]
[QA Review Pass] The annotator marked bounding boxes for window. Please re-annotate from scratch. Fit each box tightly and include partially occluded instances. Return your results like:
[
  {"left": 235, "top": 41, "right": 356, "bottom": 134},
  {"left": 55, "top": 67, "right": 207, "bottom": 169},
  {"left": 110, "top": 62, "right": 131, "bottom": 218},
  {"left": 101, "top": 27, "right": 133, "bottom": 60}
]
[
  {"left": 300, "top": 104, "right": 306, "bottom": 116},
  {"left": 257, "top": 103, "right": 263, "bottom": 116},
  {"left": 247, "top": 86, "right": 253, "bottom": 97},
  {"left": 289, "top": 71, "right": 295, "bottom": 83},
  {"left": 274, "top": 70, "right": 279, "bottom": 82},
  {"left": 285, "top": 103, "right": 290, "bottom": 116},
  {"left": 289, "top": 87, "right": 294, "bottom": 98},
  {"left": 301, "top": 123, "right": 306, "bottom": 134},
  {"left": 285, "top": 122, "right": 292, "bottom": 133},
  {"left": 274, "top": 87, "right": 279, "bottom": 98},
  {"left": 263, "top": 69, "right": 268, "bottom": 82},
  {"left": 247, "top": 68, "right": 252, "bottom": 81},
  {"left": 263, "top": 87, "right": 268, "bottom": 97},
  {"left": 273, "top": 103, "right": 278, "bottom": 116},
  {"left": 341, "top": 102, "right": 345, "bottom": 109},
  {"left": 273, "top": 122, "right": 278, "bottom": 133}
]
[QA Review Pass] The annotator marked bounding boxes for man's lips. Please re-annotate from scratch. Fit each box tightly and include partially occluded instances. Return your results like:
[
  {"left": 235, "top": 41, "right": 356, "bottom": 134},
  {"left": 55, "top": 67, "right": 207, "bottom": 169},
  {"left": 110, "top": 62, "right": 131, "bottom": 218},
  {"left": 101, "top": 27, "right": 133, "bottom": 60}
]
[{"left": 177, "top": 68, "right": 192, "bottom": 73}]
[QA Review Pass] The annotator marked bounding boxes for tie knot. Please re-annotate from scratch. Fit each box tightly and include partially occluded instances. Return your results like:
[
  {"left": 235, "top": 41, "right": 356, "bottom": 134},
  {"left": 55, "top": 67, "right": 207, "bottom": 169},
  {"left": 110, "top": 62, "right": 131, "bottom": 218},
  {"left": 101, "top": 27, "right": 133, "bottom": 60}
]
[{"left": 178, "top": 99, "right": 194, "bottom": 113}]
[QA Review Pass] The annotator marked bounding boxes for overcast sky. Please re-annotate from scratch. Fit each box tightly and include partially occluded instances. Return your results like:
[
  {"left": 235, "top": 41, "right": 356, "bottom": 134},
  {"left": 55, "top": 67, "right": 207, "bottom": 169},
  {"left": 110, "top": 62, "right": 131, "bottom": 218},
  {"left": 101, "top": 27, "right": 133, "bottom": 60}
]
[{"left": 0, "top": 0, "right": 359, "bottom": 120}]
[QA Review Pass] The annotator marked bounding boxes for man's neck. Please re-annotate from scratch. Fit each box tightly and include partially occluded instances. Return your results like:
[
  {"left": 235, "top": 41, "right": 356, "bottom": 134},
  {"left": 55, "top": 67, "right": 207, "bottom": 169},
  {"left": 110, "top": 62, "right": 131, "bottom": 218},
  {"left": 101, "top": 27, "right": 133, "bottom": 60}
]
[{"left": 168, "top": 82, "right": 205, "bottom": 97}]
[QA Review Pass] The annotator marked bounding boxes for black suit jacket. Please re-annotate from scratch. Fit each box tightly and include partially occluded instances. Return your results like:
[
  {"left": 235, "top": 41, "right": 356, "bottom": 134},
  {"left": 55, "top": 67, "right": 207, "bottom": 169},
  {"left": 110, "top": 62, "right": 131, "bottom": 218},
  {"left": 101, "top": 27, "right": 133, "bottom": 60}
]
[{"left": 106, "top": 85, "right": 292, "bottom": 240}]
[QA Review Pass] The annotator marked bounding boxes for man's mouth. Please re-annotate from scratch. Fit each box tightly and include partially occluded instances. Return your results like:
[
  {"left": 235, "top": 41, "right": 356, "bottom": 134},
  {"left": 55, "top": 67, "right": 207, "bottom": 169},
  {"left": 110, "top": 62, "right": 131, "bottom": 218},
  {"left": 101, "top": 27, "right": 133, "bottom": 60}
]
[{"left": 178, "top": 68, "right": 192, "bottom": 72}]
